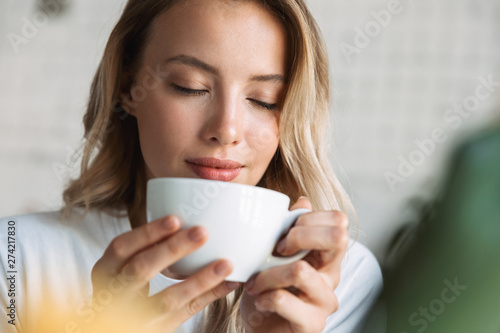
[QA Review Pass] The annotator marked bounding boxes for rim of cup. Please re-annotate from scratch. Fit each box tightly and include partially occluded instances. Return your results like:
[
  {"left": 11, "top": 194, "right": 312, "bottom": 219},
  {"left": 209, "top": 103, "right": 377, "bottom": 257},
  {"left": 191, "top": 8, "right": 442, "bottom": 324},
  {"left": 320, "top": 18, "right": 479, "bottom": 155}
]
[{"left": 148, "top": 177, "right": 290, "bottom": 201}]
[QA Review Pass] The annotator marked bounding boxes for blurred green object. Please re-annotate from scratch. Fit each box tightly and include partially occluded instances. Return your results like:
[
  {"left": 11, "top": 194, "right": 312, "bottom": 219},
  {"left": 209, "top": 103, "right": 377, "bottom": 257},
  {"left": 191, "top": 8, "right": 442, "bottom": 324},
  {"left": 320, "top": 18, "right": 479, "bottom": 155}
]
[{"left": 363, "top": 128, "right": 500, "bottom": 333}]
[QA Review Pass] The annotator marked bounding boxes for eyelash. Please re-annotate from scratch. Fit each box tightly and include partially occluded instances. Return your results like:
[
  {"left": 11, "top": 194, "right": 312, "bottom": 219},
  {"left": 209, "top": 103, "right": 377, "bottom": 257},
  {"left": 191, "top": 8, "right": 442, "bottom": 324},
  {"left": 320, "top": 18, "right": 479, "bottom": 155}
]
[{"left": 170, "top": 83, "right": 279, "bottom": 111}]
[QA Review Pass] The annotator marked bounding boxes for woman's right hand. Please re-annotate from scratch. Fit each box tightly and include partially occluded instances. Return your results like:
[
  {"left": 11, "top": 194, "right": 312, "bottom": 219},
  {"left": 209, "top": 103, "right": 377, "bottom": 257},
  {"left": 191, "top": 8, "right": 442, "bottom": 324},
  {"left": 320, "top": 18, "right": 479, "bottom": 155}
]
[{"left": 85, "top": 215, "right": 239, "bottom": 333}]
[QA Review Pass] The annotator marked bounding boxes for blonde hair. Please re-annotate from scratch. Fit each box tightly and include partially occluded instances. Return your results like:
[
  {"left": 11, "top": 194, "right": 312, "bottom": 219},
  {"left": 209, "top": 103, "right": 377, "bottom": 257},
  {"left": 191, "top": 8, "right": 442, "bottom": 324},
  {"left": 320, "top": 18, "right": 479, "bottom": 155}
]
[{"left": 62, "top": 0, "right": 354, "bottom": 331}]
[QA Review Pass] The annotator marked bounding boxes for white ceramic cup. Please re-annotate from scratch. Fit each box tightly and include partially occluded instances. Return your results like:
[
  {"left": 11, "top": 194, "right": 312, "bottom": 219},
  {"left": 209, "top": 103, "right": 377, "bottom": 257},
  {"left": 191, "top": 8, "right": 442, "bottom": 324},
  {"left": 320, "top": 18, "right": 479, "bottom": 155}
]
[{"left": 147, "top": 177, "right": 311, "bottom": 282}]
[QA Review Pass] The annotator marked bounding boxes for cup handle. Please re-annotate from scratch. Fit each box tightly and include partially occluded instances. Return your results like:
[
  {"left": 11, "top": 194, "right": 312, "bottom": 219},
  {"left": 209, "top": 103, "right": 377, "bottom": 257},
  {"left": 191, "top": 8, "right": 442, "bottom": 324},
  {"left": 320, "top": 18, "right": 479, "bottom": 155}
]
[{"left": 257, "top": 208, "right": 311, "bottom": 272}]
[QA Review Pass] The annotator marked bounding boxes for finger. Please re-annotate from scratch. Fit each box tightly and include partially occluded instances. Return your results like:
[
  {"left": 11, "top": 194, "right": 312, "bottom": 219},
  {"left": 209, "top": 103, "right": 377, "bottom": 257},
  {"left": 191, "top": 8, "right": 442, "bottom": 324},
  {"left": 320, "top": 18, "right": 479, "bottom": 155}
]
[
  {"left": 294, "top": 210, "right": 350, "bottom": 228},
  {"left": 118, "top": 225, "right": 209, "bottom": 290},
  {"left": 92, "top": 215, "right": 181, "bottom": 281},
  {"left": 150, "top": 259, "right": 237, "bottom": 319},
  {"left": 275, "top": 211, "right": 348, "bottom": 255},
  {"left": 144, "top": 280, "right": 240, "bottom": 331},
  {"left": 289, "top": 196, "right": 313, "bottom": 211},
  {"left": 178, "top": 279, "right": 241, "bottom": 319},
  {"left": 245, "top": 260, "right": 333, "bottom": 307},
  {"left": 277, "top": 225, "right": 349, "bottom": 256},
  {"left": 255, "top": 289, "right": 335, "bottom": 333}
]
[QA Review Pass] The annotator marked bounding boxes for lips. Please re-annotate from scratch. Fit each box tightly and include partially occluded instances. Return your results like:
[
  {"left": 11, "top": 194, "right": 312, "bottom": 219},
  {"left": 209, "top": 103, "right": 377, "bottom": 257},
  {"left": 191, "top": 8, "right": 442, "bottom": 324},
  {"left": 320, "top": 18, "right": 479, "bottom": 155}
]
[{"left": 185, "top": 157, "right": 243, "bottom": 181}]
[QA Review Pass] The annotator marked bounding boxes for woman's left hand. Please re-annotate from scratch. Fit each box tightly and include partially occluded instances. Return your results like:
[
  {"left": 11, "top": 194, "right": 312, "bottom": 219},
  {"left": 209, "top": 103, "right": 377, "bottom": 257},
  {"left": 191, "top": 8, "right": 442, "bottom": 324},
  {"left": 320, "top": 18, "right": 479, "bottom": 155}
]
[{"left": 240, "top": 196, "right": 349, "bottom": 333}]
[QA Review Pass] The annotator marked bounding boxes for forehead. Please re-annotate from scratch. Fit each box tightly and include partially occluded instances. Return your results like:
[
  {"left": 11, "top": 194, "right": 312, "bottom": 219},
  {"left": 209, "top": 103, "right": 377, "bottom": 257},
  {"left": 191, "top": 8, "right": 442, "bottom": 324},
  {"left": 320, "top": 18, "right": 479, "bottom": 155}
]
[{"left": 142, "top": 0, "right": 289, "bottom": 76}]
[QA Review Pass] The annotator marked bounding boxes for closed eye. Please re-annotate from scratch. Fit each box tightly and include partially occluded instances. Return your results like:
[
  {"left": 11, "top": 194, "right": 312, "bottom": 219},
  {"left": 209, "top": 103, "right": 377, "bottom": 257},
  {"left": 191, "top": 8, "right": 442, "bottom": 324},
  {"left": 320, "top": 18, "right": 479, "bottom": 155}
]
[
  {"left": 171, "top": 83, "right": 279, "bottom": 111},
  {"left": 171, "top": 83, "right": 207, "bottom": 96},
  {"left": 248, "top": 99, "right": 278, "bottom": 111}
]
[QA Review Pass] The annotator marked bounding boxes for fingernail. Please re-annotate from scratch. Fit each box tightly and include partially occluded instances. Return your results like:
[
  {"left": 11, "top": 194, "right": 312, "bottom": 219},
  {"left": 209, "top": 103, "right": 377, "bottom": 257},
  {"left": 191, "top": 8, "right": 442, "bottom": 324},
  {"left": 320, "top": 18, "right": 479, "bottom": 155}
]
[
  {"left": 188, "top": 227, "right": 205, "bottom": 242},
  {"left": 277, "top": 239, "right": 286, "bottom": 254},
  {"left": 225, "top": 281, "right": 240, "bottom": 290},
  {"left": 214, "top": 261, "right": 232, "bottom": 276}
]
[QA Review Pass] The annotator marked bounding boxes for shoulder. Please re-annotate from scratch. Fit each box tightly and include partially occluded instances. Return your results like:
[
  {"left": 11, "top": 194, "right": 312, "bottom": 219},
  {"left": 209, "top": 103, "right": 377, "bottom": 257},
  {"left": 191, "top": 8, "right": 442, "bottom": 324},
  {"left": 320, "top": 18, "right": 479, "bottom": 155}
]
[
  {"left": 0, "top": 207, "right": 130, "bottom": 246},
  {"left": 324, "top": 239, "right": 383, "bottom": 333},
  {"left": 0, "top": 210, "right": 65, "bottom": 252},
  {"left": 0, "top": 210, "right": 62, "bottom": 231},
  {"left": 341, "top": 239, "right": 383, "bottom": 286},
  {"left": 0, "top": 207, "right": 132, "bottom": 286},
  {"left": 0, "top": 208, "right": 129, "bottom": 275},
  {"left": 339, "top": 239, "right": 383, "bottom": 302}
]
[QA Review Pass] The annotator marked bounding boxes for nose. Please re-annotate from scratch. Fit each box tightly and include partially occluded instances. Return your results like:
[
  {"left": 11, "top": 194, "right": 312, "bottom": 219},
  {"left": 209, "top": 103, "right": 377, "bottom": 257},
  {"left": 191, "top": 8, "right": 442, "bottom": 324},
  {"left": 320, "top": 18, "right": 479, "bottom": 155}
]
[{"left": 201, "top": 90, "right": 243, "bottom": 146}]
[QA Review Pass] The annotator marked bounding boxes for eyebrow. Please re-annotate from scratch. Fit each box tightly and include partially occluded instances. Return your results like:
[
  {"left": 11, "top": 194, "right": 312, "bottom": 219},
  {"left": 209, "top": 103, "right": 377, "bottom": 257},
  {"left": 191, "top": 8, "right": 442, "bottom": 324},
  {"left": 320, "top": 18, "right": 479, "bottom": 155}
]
[{"left": 164, "top": 54, "right": 286, "bottom": 83}]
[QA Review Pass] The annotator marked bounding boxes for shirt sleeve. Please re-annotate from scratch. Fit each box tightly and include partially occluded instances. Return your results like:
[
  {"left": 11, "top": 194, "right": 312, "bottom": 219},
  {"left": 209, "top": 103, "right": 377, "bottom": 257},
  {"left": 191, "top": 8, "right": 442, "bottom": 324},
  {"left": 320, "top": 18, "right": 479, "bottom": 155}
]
[{"left": 322, "top": 240, "right": 383, "bottom": 333}]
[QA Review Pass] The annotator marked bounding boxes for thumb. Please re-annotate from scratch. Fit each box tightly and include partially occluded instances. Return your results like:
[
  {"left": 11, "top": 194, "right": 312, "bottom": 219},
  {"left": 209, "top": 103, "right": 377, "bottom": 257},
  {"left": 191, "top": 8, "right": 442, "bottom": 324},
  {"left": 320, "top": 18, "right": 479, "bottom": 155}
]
[{"left": 290, "top": 196, "right": 313, "bottom": 211}]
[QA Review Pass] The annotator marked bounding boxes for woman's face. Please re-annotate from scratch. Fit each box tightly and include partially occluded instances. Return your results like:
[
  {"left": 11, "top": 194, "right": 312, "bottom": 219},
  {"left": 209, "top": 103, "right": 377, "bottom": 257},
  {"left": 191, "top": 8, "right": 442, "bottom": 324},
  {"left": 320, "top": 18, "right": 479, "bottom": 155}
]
[{"left": 124, "top": 0, "right": 289, "bottom": 185}]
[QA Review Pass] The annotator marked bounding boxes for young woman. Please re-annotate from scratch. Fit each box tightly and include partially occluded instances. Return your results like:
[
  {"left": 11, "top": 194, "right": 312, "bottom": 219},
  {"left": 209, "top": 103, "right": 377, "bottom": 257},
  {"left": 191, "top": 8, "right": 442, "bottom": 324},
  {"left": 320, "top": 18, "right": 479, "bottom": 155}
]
[{"left": 0, "top": 0, "right": 382, "bottom": 332}]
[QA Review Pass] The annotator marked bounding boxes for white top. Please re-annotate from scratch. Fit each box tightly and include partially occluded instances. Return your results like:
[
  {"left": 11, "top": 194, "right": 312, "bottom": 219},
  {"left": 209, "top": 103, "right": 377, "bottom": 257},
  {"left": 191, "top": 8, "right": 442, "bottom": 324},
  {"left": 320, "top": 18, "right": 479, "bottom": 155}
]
[{"left": 0, "top": 208, "right": 382, "bottom": 333}]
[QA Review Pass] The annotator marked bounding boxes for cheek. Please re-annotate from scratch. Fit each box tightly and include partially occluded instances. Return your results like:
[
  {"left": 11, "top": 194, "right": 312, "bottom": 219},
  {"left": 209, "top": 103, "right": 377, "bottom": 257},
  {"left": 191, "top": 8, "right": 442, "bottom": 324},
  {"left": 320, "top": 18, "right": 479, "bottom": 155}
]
[
  {"left": 134, "top": 93, "right": 197, "bottom": 167},
  {"left": 137, "top": 91, "right": 195, "bottom": 134},
  {"left": 246, "top": 114, "right": 280, "bottom": 164}
]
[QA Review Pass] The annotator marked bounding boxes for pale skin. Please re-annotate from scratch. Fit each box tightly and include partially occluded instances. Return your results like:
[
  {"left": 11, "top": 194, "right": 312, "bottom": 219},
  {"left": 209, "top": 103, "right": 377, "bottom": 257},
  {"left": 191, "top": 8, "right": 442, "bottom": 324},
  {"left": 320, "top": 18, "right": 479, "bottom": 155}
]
[{"left": 89, "top": 1, "right": 349, "bottom": 332}]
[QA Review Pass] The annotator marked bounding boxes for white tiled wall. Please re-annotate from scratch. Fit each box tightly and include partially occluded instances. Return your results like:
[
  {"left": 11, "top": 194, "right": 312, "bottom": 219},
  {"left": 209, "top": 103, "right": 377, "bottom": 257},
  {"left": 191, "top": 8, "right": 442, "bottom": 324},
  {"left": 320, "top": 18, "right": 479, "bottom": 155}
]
[
  {"left": 1, "top": 0, "right": 124, "bottom": 214},
  {"left": 310, "top": 0, "right": 500, "bottom": 258},
  {"left": 1, "top": 0, "right": 499, "bottom": 260}
]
